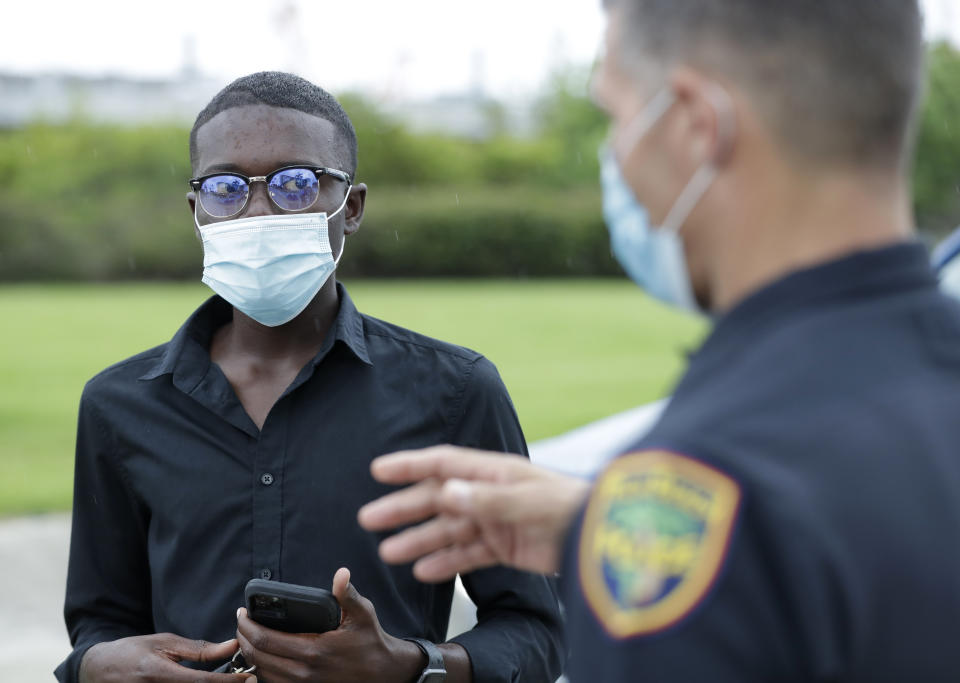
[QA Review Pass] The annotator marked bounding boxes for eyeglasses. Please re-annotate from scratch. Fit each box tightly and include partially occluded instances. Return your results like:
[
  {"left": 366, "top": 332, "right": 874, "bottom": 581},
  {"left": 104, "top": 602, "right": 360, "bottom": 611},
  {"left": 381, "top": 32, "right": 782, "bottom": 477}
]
[{"left": 189, "top": 165, "right": 352, "bottom": 218}]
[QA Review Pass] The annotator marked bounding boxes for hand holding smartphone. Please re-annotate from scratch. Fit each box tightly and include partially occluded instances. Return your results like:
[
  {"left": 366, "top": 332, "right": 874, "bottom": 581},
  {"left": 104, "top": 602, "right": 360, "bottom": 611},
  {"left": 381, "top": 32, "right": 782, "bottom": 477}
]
[{"left": 215, "top": 578, "right": 341, "bottom": 673}]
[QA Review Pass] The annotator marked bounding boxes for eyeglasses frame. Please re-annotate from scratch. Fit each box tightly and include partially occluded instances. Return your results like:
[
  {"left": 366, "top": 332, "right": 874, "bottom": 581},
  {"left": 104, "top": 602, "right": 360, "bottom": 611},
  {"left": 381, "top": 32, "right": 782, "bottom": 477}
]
[{"left": 189, "top": 165, "right": 353, "bottom": 218}]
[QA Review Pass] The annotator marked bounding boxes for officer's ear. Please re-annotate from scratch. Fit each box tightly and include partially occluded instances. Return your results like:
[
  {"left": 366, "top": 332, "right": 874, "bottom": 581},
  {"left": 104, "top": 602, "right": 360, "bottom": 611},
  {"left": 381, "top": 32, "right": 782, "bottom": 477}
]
[{"left": 669, "top": 68, "right": 738, "bottom": 170}]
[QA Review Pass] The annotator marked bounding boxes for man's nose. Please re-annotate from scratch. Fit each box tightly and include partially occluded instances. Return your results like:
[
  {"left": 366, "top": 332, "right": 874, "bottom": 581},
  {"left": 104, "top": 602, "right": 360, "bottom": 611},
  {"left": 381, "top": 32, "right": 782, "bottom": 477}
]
[{"left": 244, "top": 180, "right": 276, "bottom": 216}]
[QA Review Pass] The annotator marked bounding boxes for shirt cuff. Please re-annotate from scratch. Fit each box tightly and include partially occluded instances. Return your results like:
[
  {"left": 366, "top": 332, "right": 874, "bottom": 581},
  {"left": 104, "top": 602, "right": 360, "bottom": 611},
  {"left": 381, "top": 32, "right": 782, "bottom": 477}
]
[
  {"left": 54, "top": 639, "right": 100, "bottom": 683},
  {"left": 450, "top": 625, "right": 532, "bottom": 683}
]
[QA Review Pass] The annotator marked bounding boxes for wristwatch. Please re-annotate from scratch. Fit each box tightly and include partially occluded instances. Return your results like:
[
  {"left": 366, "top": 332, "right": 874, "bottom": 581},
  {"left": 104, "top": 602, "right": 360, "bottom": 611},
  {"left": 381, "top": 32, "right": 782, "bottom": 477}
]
[{"left": 403, "top": 637, "right": 447, "bottom": 683}]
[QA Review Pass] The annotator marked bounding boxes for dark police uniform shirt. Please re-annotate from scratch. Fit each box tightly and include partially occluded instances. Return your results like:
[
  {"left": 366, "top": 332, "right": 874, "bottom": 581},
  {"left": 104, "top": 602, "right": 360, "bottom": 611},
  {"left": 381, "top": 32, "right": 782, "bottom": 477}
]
[
  {"left": 56, "top": 284, "right": 563, "bottom": 683},
  {"left": 562, "top": 244, "right": 960, "bottom": 682}
]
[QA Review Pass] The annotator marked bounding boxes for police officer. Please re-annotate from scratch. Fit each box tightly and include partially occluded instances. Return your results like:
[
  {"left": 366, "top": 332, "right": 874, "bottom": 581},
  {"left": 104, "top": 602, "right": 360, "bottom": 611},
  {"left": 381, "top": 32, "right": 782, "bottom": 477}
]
[{"left": 359, "top": 0, "right": 960, "bottom": 680}]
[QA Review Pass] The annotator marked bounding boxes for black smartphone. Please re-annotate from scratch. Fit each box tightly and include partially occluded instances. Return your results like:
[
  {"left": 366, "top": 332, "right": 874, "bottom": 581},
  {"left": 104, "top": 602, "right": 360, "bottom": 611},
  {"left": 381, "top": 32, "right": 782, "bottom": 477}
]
[{"left": 244, "top": 578, "right": 341, "bottom": 634}]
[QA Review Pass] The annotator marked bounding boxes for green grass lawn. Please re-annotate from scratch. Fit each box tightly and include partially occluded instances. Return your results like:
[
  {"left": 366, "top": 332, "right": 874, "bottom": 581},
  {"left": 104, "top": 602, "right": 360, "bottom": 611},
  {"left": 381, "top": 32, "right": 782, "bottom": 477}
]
[{"left": 0, "top": 280, "right": 704, "bottom": 516}]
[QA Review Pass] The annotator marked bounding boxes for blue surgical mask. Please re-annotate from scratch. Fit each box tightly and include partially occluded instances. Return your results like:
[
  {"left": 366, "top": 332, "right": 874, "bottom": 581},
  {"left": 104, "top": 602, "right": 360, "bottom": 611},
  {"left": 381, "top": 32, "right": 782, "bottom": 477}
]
[
  {"left": 195, "top": 189, "right": 350, "bottom": 327},
  {"left": 601, "top": 87, "right": 726, "bottom": 313},
  {"left": 601, "top": 151, "right": 697, "bottom": 311}
]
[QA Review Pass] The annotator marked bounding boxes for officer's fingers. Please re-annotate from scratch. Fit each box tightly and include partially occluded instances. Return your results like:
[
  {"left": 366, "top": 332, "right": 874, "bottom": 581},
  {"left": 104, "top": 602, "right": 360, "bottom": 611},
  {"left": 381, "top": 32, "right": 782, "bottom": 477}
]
[
  {"left": 358, "top": 479, "right": 443, "bottom": 531},
  {"left": 437, "top": 478, "right": 543, "bottom": 523},
  {"left": 157, "top": 634, "right": 240, "bottom": 664},
  {"left": 440, "top": 475, "right": 591, "bottom": 529},
  {"left": 368, "top": 445, "right": 481, "bottom": 483},
  {"left": 378, "top": 514, "right": 478, "bottom": 565},
  {"left": 370, "top": 446, "right": 532, "bottom": 485},
  {"left": 412, "top": 540, "right": 499, "bottom": 583}
]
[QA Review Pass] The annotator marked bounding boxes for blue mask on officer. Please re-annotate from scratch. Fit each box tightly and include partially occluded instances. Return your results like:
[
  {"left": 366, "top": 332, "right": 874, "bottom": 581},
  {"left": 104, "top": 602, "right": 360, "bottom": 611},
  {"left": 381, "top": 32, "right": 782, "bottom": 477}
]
[
  {"left": 601, "top": 87, "right": 728, "bottom": 313},
  {"left": 600, "top": 150, "right": 697, "bottom": 311}
]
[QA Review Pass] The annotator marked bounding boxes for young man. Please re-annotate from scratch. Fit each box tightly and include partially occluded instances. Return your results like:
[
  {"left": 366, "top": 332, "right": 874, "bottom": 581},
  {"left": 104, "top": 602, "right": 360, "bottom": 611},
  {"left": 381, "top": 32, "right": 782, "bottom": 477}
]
[
  {"left": 360, "top": 1, "right": 960, "bottom": 681},
  {"left": 57, "top": 72, "right": 563, "bottom": 683}
]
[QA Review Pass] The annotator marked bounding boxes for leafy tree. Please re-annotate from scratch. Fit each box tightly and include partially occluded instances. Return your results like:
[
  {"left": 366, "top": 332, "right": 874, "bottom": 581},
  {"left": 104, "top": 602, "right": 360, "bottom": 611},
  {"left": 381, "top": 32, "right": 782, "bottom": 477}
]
[
  {"left": 914, "top": 41, "right": 960, "bottom": 236},
  {"left": 535, "top": 66, "right": 608, "bottom": 186}
]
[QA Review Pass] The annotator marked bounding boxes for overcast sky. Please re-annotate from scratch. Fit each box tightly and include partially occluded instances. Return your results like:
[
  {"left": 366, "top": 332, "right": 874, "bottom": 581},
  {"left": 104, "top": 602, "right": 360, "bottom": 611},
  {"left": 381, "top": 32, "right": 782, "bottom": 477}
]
[{"left": 2, "top": 0, "right": 957, "bottom": 100}]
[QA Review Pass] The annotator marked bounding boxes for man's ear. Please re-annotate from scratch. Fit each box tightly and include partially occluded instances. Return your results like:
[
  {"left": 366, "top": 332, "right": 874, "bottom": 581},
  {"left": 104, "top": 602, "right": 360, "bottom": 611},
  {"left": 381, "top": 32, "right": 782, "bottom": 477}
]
[{"left": 344, "top": 183, "right": 367, "bottom": 236}]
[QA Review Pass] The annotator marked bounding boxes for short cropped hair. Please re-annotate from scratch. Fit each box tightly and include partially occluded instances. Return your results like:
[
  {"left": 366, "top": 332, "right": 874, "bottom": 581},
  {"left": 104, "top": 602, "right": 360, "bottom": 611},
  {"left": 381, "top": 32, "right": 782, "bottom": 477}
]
[
  {"left": 604, "top": 0, "right": 925, "bottom": 168},
  {"left": 189, "top": 71, "right": 358, "bottom": 175}
]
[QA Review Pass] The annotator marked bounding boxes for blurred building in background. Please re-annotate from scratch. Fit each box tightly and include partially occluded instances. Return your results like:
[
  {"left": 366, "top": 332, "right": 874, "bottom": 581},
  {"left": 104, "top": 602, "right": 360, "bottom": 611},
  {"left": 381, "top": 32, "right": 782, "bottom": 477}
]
[
  {"left": 0, "top": 72, "right": 219, "bottom": 127},
  {"left": 0, "top": 67, "right": 536, "bottom": 138}
]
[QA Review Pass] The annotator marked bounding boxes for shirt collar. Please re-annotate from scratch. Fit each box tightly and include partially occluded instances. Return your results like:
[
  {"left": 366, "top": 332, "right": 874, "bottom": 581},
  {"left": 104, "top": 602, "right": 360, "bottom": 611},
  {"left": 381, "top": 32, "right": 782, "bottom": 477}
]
[
  {"left": 139, "top": 282, "right": 372, "bottom": 384},
  {"left": 689, "top": 241, "right": 937, "bottom": 367},
  {"left": 328, "top": 283, "right": 373, "bottom": 366}
]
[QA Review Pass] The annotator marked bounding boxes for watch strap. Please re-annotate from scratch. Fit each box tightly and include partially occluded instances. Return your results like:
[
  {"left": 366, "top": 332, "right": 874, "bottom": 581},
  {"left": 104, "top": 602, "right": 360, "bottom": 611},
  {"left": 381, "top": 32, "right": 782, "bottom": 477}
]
[{"left": 403, "top": 637, "right": 446, "bottom": 683}]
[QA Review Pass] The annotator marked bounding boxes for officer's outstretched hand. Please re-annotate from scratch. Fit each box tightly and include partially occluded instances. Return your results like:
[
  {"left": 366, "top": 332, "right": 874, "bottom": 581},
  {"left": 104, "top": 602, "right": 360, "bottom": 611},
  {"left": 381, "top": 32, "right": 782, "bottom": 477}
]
[
  {"left": 358, "top": 445, "right": 590, "bottom": 581},
  {"left": 235, "top": 567, "right": 429, "bottom": 683}
]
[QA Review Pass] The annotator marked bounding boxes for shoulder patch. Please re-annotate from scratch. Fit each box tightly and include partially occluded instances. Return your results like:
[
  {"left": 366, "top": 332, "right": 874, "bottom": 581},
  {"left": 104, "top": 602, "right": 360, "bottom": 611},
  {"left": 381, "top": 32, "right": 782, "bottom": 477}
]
[{"left": 579, "top": 450, "right": 741, "bottom": 639}]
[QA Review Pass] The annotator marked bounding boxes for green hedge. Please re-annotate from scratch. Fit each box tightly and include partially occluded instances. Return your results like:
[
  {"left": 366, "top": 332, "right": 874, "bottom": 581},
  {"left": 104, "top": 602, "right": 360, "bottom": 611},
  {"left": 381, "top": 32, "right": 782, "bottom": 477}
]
[
  {"left": 1, "top": 44, "right": 958, "bottom": 282},
  {"left": 0, "top": 188, "right": 618, "bottom": 280},
  {"left": 0, "top": 121, "right": 618, "bottom": 281},
  {"left": 0, "top": 185, "right": 618, "bottom": 281},
  {"left": 347, "top": 185, "right": 617, "bottom": 277},
  {"left": 0, "top": 123, "right": 196, "bottom": 280}
]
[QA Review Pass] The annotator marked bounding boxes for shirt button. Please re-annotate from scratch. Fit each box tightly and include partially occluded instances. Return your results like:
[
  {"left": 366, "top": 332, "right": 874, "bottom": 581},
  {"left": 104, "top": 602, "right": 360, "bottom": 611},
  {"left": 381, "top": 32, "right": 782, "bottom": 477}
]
[
  {"left": 260, "top": 568, "right": 272, "bottom": 580},
  {"left": 260, "top": 473, "right": 274, "bottom": 486}
]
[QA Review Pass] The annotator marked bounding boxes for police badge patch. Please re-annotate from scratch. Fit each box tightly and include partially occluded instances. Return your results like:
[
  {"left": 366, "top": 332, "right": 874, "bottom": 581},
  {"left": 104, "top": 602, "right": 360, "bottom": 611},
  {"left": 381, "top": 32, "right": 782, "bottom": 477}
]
[{"left": 579, "top": 450, "right": 741, "bottom": 639}]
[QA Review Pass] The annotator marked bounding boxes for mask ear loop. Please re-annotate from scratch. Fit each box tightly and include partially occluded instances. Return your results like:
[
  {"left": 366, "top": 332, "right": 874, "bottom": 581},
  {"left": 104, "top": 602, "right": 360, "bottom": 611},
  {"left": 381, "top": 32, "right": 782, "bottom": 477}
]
[
  {"left": 660, "top": 166, "right": 717, "bottom": 236},
  {"left": 660, "top": 84, "right": 737, "bottom": 235},
  {"left": 616, "top": 88, "right": 676, "bottom": 160},
  {"left": 193, "top": 197, "right": 203, "bottom": 234},
  {"left": 327, "top": 184, "right": 353, "bottom": 266}
]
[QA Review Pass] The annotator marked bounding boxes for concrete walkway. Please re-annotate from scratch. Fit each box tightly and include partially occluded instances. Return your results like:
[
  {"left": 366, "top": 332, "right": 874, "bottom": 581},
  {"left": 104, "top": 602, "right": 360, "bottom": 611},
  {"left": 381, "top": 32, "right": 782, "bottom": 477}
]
[{"left": 0, "top": 514, "right": 72, "bottom": 682}]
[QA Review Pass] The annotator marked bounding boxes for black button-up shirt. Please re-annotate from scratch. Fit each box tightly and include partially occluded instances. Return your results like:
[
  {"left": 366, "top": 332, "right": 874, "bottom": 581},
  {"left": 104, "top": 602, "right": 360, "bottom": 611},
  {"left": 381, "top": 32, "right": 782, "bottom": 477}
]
[
  {"left": 57, "top": 284, "right": 563, "bottom": 682},
  {"left": 562, "top": 243, "right": 960, "bottom": 681}
]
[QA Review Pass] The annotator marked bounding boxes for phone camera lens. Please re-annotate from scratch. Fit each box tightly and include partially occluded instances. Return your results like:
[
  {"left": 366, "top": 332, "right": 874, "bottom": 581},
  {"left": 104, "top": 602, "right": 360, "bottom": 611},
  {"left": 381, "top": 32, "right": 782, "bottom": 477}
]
[{"left": 254, "top": 595, "right": 285, "bottom": 610}]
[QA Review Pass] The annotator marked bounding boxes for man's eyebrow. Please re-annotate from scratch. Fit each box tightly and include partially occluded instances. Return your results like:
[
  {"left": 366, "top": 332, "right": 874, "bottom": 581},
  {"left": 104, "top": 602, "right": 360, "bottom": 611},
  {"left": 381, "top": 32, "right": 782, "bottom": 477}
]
[
  {"left": 197, "top": 162, "right": 245, "bottom": 175},
  {"left": 197, "top": 161, "right": 323, "bottom": 176}
]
